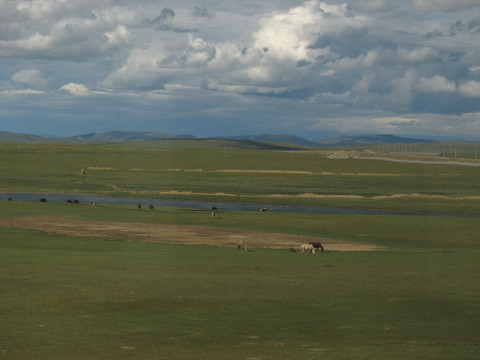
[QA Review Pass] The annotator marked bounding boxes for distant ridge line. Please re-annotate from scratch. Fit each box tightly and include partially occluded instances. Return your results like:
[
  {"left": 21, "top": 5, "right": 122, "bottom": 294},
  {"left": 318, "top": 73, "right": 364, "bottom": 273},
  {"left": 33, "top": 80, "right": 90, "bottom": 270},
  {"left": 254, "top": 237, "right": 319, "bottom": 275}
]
[{"left": 0, "top": 130, "right": 441, "bottom": 146}]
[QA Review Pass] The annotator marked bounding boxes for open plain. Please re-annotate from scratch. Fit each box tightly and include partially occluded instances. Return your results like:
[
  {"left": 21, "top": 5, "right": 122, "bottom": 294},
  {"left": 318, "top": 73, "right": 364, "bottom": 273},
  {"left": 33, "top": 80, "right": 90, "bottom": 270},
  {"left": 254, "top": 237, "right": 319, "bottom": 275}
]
[{"left": 1, "top": 141, "right": 479, "bottom": 359}]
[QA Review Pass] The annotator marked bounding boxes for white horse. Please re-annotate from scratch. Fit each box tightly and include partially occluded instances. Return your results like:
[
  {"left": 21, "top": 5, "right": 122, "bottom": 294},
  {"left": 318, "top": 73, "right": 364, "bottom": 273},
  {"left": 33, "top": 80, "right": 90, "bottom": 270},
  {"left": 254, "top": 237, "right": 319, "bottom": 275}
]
[{"left": 301, "top": 243, "right": 315, "bottom": 254}]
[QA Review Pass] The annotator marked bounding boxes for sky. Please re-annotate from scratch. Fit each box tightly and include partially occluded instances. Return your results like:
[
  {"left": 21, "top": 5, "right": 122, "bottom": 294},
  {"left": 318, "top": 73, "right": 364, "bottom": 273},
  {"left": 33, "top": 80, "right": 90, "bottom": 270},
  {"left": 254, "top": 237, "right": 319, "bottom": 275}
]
[{"left": 1, "top": 0, "right": 480, "bottom": 140}]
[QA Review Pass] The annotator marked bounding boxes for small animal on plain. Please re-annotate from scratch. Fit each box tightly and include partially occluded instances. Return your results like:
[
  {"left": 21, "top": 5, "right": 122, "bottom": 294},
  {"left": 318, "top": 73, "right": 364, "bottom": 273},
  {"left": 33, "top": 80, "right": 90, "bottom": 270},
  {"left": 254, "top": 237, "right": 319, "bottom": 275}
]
[
  {"left": 309, "top": 241, "right": 324, "bottom": 252},
  {"left": 40, "top": 198, "right": 47, "bottom": 203},
  {"left": 237, "top": 240, "right": 247, "bottom": 251},
  {"left": 260, "top": 208, "right": 268, "bottom": 212},
  {"left": 149, "top": 204, "right": 154, "bottom": 210},
  {"left": 211, "top": 211, "right": 215, "bottom": 218},
  {"left": 301, "top": 243, "right": 316, "bottom": 254}
]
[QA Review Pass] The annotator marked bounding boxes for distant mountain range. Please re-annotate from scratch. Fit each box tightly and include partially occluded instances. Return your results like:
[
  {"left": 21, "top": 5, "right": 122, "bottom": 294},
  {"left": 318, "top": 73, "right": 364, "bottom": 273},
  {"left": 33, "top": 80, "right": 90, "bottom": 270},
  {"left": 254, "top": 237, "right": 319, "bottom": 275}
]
[
  {"left": 226, "top": 134, "right": 319, "bottom": 146},
  {"left": 66, "top": 130, "right": 172, "bottom": 142},
  {"left": 0, "top": 130, "right": 436, "bottom": 146},
  {"left": 314, "top": 134, "right": 434, "bottom": 146}
]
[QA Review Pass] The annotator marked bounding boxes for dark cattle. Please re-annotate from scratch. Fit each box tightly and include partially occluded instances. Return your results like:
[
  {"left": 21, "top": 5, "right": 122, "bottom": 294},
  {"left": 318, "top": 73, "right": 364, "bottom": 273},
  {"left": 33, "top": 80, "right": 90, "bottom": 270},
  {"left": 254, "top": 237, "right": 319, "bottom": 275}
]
[
  {"left": 73, "top": 200, "right": 79, "bottom": 204},
  {"left": 40, "top": 198, "right": 47, "bottom": 203},
  {"left": 137, "top": 203, "right": 142, "bottom": 209},
  {"left": 309, "top": 242, "right": 324, "bottom": 252},
  {"left": 67, "top": 200, "right": 72, "bottom": 203},
  {"left": 8, "top": 197, "right": 12, "bottom": 201},
  {"left": 211, "top": 206, "right": 217, "bottom": 211},
  {"left": 149, "top": 204, "right": 154, "bottom": 210}
]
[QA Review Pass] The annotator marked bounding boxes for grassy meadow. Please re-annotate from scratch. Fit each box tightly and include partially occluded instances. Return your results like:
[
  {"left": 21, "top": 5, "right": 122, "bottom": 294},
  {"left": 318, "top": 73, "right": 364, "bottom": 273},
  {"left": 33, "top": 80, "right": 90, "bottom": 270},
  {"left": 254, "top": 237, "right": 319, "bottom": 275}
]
[
  {"left": 1, "top": 141, "right": 479, "bottom": 359},
  {"left": 1, "top": 141, "right": 480, "bottom": 213}
]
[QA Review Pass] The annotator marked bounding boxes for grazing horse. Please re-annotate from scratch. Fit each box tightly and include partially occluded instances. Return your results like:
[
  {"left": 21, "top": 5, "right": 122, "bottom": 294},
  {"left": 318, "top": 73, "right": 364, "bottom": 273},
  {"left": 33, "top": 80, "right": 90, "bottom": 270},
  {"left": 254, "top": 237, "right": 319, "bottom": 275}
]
[
  {"left": 301, "top": 243, "right": 316, "bottom": 254},
  {"left": 237, "top": 240, "right": 247, "bottom": 251},
  {"left": 149, "top": 204, "right": 154, "bottom": 210},
  {"left": 260, "top": 208, "right": 268, "bottom": 212},
  {"left": 309, "top": 241, "right": 324, "bottom": 252}
]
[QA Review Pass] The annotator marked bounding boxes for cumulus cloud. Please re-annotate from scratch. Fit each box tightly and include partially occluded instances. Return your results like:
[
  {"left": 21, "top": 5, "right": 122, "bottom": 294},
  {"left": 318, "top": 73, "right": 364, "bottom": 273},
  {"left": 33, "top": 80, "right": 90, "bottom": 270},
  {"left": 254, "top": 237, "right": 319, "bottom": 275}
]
[
  {"left": 459, "top": 81, "right": 480, "bottom": 98},
  {"left": 11, "top": 69, "right": 49, "bottom": 90},
  {"left": 373, "top": 117, "right": 421, "bottom": 131},
  {"left": 0, "top": 0, "right": 133, "bottom": 61},
  {"left": 59, "top": 82, "right": 104, "bottom": 96},
  {"left": 1, "top": 0, "right": 480, "bottom": 139},
  {"left": 417, "top": 76, "right": 456, "bottom": 93}
]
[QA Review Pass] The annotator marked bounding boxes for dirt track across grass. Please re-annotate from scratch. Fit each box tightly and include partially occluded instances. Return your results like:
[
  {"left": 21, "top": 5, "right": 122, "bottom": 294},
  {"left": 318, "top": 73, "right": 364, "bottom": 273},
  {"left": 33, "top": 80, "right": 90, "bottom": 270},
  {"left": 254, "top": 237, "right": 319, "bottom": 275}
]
[{"left": 0, "top": 216, "right": 383, "bottom": 251}]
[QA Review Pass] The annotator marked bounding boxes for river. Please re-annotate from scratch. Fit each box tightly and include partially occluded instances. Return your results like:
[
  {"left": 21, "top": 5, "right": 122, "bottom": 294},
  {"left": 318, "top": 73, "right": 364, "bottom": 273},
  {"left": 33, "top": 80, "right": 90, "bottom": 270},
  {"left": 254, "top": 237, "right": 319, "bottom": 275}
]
[{"left": 1, "top": 192, "right": 477, "bottom": 218}]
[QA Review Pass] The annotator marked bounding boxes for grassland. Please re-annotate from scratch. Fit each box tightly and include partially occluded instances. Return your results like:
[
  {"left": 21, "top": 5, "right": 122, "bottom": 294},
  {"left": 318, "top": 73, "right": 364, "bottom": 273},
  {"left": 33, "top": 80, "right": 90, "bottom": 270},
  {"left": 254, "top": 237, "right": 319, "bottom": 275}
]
[
  {"left": 1, "top": 141, "right": 479, "bottom": 359},
  {"left": 1, "top": 141, "right": 480, "bottom": 214}
]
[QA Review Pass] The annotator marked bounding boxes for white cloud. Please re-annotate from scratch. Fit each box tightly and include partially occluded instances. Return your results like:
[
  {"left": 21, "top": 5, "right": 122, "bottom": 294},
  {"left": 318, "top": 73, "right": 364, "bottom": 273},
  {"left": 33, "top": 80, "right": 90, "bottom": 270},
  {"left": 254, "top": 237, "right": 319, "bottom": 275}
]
[
  {"left": 0, "top": 0, "right": 134, "bottom": 60},
  {"left": 11, "top": 69, "right": 49, "bottom": 90},
  {"left": 59, "top": 82, "right": 93, "bottom": 96},
  {"left": 417, "top": 75, "right": 456, "bottom": 93},
  {"left": 459, "top": 81, "right": 480, "bottom": 98},
  {"left": 0, "top": 89, "right": 45, "bottom": 96},
  {"left": 372, "top": 117, "right": 422, "bottom": 133},
  {"left": 1, "top": 0, "right": 480, "bottom": 139},
  {"left": 396, "top": 47, "right": 438, "bottom": 63}
]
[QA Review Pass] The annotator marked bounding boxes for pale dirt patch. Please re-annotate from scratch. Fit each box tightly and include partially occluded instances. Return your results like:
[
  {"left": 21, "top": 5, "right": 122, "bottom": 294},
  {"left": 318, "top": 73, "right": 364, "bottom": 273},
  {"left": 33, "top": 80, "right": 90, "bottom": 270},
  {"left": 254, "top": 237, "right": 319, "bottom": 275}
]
[
  {"left": 214, "top": 169, "right": 314, "bottom": 175},
  {"left": 269, "top": 193, "right": 364, "bottom": 200},
  {"left": 328, "top": 151, "right": 359, "bottom": 159},
  {"left": 87, "top": 167, "right": 118, "bottom": 170},
  {"left": 373, "top": 193, "right": 480, "bottom": 201},
  {"left": 0, "top": 216, "right": 383, "bottom": 251},
  {"left": 340, "top": 172, "right": 415, "bottom": 177}
]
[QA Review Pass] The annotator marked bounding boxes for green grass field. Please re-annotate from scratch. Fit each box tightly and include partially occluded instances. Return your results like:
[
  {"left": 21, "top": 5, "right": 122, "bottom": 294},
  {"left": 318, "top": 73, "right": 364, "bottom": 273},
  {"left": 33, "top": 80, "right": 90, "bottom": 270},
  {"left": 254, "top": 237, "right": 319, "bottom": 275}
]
[
  {"left": 1, "top": 142, "right": 479, "bottom": 359},
  {"left": 1, "top": 142, "right": 480, "bottom": 214},
  {"left": 1, "top": 224, "right": 479, "bottom": 359}
]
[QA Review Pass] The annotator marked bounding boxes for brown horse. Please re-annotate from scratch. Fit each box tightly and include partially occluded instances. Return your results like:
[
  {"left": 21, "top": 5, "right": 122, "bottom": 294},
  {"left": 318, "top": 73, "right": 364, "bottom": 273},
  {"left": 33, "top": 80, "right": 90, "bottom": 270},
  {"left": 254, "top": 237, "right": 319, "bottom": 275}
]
[{"left": 309, "top": 242, "right": 324, "bottom": 252}]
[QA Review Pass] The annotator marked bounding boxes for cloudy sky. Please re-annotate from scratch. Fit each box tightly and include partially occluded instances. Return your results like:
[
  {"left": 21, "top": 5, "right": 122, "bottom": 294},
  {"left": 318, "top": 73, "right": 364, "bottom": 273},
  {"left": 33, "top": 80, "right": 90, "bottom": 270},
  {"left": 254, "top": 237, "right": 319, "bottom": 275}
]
[{"left": 1, "top": 0, "right": 480, "bottom": 140}]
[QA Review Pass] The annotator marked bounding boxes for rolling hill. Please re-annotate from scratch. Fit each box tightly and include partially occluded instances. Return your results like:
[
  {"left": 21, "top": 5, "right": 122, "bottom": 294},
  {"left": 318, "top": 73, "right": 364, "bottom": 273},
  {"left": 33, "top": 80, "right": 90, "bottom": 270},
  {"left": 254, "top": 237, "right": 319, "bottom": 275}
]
[{"left": 0, "top": 130, "right": 438, "bottom": 147}]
